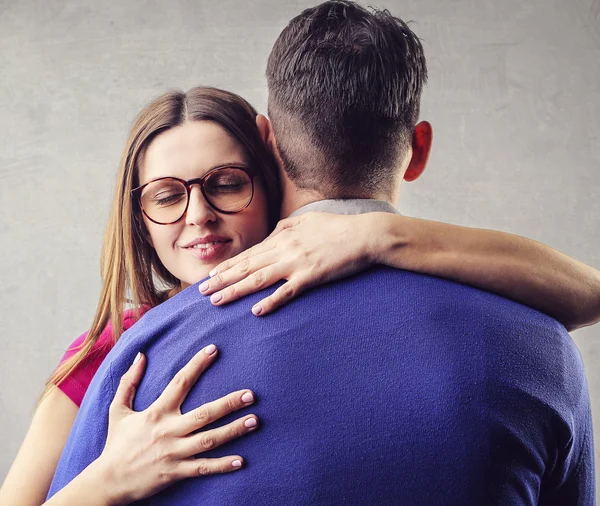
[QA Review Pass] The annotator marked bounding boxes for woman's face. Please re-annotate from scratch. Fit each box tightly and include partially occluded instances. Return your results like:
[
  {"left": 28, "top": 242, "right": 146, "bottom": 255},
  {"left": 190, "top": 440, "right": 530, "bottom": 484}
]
[{"left": 137, "top": 120, "right": 270, "bottom": 289}]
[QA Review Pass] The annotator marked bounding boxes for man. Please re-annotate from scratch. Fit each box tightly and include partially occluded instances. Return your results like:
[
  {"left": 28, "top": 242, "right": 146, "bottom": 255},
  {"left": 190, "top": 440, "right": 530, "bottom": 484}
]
[{"left": 48, "top": 1, "right": 594, "bottom": 503}]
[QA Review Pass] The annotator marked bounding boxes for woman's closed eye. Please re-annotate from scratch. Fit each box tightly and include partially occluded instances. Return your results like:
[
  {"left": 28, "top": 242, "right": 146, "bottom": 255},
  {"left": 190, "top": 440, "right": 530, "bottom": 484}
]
[
  {"left": 206, "top": 181, "right": 249, "bottom": 194},
  {"left": 154, "top": 192, "right": 186, "bottom": 206}
]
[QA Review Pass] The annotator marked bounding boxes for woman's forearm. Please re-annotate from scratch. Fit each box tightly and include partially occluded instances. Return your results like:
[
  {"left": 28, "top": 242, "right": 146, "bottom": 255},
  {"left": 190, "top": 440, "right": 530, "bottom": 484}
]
[
  {"left": 371, "top": 213, "right": 600, "bottom": 332},
  {"left": 44, "top": 459, "right": 121, "bottom": 506}
]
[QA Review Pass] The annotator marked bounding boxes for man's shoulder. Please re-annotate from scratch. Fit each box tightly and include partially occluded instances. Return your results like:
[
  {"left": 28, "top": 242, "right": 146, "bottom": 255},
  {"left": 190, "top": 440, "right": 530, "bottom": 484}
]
[
  {"left": 297, "top": 266, "right": 579, "bottom": 375},
  {"left": 302, "top": 265, "right": 562, "bottom": 326}
]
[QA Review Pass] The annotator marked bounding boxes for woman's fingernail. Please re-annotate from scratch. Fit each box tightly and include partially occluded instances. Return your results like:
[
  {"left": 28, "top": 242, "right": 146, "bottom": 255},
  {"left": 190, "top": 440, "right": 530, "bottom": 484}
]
[
  {"left": 209, "top": 268, "right": 218, "bottom": 277},
  {"left": 245, "top": 417, "right": 258, "bottom": 428},
  {"left": 231, "top": 459, "right": 243, "bottom": 468},
  {"left": 133, "top": 352, "right": 142, "bottom": 365},
  {"left": 241, "top": 392, "right": 254, "bottom": 403},
  {"left": 199, "top": 282, "right": 209, "bottom": 293},
  {"left": 211, "top": 292, "right": 222, "bottom": 304},
  {"left": 205, "top": 344, "right": 217, "bottom": 355},
  {"left": 252, "top": 304, "right": 262, "bottom": 315}
]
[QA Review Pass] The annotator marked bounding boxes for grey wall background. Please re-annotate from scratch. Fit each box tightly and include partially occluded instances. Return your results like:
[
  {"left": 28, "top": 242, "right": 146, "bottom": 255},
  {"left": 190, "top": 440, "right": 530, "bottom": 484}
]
[{"left": 1, "top": 0, "right": 598, "bottom": 489}]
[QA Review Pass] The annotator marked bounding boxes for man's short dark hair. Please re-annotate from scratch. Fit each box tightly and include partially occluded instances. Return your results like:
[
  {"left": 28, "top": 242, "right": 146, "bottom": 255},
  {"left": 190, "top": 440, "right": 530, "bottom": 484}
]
[{"left": 266, "top": 0, "right": 427, "bottom": 197}]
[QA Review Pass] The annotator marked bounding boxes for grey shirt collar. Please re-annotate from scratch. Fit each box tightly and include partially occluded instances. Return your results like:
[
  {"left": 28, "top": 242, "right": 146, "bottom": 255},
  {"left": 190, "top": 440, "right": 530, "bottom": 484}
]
[{"left": 289, "top": 198, "right": 401, "bottom": 217}]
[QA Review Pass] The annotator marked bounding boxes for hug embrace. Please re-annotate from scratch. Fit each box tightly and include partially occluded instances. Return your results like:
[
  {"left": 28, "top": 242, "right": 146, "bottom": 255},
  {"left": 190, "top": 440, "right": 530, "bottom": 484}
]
[{"left": 1, "top": 1, "right": 597, "bottom": 505}]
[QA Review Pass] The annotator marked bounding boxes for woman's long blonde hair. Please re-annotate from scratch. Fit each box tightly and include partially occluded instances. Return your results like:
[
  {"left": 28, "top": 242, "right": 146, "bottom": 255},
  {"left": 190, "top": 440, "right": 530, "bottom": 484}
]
[{"left": 43, "top": 87, "right": 281, "bottom": 401}]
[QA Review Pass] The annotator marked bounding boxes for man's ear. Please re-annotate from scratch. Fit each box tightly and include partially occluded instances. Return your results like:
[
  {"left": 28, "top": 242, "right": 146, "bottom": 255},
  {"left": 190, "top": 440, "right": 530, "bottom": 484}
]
[
  {"left": 256, "top": 113, "right": 286, "bottom": 172},
  {"left": 256, "top": 114, "right": 271, "bottom": 144},
  {"left": 404, "top": 121, "right": 433, "bottom": 182},
  {"left": 256, "top": 114, "right": 277, "bottom": 153}
]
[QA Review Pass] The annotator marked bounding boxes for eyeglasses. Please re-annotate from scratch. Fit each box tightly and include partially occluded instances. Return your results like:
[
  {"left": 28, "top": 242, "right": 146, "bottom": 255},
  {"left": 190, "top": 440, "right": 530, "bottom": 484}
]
[{"left": 131, "top": 164, "right": 256, "bottom": 225}]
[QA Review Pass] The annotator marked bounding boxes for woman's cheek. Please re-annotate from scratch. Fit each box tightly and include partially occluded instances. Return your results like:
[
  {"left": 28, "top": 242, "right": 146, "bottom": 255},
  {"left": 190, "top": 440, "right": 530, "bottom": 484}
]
[
  {"left": 150, "top": 226, "right": 179, "bottom": 260},
  {"left": 245, "top": 189, "right": 271, "bottom": 246},
  {"left": 245, "top": 210, "right": 270, "bottom": 247}
]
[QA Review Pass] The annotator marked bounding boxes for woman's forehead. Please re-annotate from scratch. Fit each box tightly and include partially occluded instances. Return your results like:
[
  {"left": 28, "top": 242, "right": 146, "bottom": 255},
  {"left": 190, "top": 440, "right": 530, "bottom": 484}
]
[{"left": 139, "top": 120, "right": 248, "bottom": 183}]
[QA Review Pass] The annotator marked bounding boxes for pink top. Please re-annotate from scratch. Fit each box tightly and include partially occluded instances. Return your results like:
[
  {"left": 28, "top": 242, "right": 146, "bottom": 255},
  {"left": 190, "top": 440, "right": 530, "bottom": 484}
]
[{"left": 57, "top": 309, "right": 142, "bottom": 407}]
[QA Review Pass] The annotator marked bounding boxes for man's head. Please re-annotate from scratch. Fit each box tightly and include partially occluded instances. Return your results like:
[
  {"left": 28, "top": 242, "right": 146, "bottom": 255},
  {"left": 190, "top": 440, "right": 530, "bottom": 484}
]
[{"left": 264, "top": 0, "right": 432, "bottom": 207}]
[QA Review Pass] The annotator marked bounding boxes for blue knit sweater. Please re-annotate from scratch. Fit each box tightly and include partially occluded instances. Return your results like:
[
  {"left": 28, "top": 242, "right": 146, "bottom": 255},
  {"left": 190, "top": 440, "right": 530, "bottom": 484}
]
[{"left": 48, "top": 265, "right": 594, "bottom": 504}]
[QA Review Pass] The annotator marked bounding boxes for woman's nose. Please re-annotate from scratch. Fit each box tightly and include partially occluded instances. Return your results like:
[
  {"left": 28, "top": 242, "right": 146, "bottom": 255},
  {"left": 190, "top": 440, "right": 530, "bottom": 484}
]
[{"left": 185, "top": 185, "right": 217, "bottom": 227}]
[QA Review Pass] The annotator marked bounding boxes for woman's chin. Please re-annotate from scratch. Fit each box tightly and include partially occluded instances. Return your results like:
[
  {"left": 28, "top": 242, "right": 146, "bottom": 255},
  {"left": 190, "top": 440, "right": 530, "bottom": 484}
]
[
  {"left": 178, "top": 264, "right": 220, "bottom": 290},
  {"left": 179, "top": 276, "right": 209, "bottom": 291}
]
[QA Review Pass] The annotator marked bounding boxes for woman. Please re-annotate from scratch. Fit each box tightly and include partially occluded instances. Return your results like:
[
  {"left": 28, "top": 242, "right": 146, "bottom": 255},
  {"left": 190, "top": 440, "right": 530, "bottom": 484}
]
[{"left": 1, "top": 86, "right": 598, "bottom": 505}]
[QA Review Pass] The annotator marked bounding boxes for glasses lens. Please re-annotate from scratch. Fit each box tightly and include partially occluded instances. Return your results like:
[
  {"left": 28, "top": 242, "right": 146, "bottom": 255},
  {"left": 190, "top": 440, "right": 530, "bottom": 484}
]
[
  {"left": 140, "top": 178, "right": 188, "bottom": 224},
  {"left": 203, "top": 168, "right": 253, "bottom": 212}
]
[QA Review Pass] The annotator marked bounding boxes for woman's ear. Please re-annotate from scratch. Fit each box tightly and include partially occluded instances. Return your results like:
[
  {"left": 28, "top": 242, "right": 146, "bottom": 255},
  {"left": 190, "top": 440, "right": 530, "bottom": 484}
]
[
  {"left": 404, "top": 121, "right": 433, "bottom": 183},
  {"left": 135, "top": 215, "right": 154, "bottom": 247},
  {"left": 144, "top": 230, "right": 154, "bottom": 248}
]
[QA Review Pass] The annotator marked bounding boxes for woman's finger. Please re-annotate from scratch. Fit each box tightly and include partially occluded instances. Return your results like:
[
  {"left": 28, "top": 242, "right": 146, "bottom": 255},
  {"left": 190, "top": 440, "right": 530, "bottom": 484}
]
[
  {"left": 210, "top": 264, "right": 291, "bottom": 307},
  {"left": 110, "top": 352, "right": 147, "bottom": 414},
  {"left": 265, "top": 215, "right": 301, "bottom": 239},
  {"left": 176, "top": 389, "right": 256, "bottom": 435},
  {"left": 209, "top": 240, "right": 277, "bottom": 278},
  {"left": 152, "top": 345, "right": 219, "bottom": 413},
  {"left": 174, "top": 414, "right": 259, "bottom": 458},
  {"left": 174, "top": 456, "right": 246, "bottom": 480},
  {"left": 251, "top": 280, "right": 305, "bottom": 316},
  {"left": 200, "top": 249, "right": 279, "bottom": 296}
]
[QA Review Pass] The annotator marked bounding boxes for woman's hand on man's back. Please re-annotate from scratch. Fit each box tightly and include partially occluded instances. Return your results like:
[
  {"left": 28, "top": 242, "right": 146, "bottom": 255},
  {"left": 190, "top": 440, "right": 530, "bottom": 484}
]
[{"left": 90, "top": 345, "right": 258, "bottom": 505}]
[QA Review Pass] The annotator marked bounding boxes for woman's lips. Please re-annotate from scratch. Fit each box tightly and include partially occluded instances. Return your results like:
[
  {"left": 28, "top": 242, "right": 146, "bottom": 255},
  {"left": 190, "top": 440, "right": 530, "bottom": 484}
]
[{"left": 183, "top": 240, "right": 231, "bottom": 262}]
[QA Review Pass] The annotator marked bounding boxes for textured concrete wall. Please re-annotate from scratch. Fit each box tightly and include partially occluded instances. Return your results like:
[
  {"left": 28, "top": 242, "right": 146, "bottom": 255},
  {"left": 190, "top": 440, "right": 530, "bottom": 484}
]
[{"left": 1, "top": 0, "right": 598, "bottom": 489}]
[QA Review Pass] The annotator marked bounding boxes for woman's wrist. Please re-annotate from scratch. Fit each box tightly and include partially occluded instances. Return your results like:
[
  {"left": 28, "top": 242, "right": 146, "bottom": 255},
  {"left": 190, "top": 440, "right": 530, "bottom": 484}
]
[
  {"left": 352, "top": 213, "right": 383, "bottom": 265},
  {"left": 80, "top": 457, "right": 128, "bottom": 506},
  {"left": 44, "top": 458, "right": 123, "bottom": 506},
  {"left": 367, "top": 213, "right": 449, "bottom": 273},
  {"left": 364, "top": 213, "right": 411, "bottom": 267}
]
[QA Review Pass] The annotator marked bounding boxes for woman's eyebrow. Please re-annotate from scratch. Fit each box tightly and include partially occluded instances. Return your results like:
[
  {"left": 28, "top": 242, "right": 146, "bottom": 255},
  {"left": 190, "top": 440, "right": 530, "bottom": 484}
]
[
  {"left": 183, "top": 161, "right": 251, "bottom": 175},
  {"left": 184, "top": 161, "right": 251, "bottom": 179},
  {"left": 146, "top": 161, "right": 250, "bottom": 182},
  {"left": 205, "top": 161, "right": 249, "bottom": 170}
]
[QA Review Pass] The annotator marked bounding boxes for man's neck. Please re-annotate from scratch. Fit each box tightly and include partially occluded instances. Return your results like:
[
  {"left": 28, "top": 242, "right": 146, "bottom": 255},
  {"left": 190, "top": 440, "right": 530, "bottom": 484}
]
[
  {"left": 279, "top": 178, "right": 396, "bottom": 219},
  {"left": 280, "top": 192, "right": 324, "bottom": 219},
  {"left": 288, "top": 198, "right": 401, "bottom": 218}
]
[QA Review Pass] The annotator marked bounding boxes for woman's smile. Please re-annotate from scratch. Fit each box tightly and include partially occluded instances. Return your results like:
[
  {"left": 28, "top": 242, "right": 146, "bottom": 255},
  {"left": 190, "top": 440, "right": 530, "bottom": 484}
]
[{"left": 180, "top": 235, "right": 232, "bottom": 262}]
